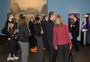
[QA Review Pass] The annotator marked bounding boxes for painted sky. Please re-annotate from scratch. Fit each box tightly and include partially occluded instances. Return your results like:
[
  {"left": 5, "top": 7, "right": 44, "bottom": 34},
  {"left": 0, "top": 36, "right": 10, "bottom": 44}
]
[{"left": 11, "top": 0, "right": 47, "bottom": 7}]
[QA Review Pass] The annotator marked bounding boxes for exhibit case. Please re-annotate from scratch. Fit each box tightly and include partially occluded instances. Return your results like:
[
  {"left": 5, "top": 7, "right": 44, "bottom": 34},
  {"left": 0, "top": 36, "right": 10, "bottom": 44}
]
[{"left": 81, "top": 14, "right": 90, "bottom": 45}]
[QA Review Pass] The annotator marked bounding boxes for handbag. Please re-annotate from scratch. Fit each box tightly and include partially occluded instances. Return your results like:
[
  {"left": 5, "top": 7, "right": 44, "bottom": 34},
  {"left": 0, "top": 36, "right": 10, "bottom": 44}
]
[
  {"left": 68, "top": 50, "right": 75, "bottom": 62},
  {"left": 1, "top": 27, "right": 6, "bottom": 34}
]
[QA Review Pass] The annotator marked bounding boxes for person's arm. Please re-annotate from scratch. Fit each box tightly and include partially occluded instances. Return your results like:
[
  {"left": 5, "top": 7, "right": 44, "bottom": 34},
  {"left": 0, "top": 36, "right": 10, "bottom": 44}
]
[
  {"left": 53, "top": 27, "right": 57, "bottom": 49},
  {"left": 72, "top": 21, "right": 79, "bottom": 29},
  {"left": 25, "top": 27, "right": 29, "bottom": 38},
  {"left": 66, "top": 25, "right": 72, "bottom": 47},
  {"left": 5, "top": 22, "right": 11, "bottom": 39}
]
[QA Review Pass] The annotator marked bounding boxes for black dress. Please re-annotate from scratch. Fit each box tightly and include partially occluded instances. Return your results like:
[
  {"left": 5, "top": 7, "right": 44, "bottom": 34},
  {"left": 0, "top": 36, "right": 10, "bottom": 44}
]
[{"left": 9, "top": 28, "right": 16, "bottom": 54}]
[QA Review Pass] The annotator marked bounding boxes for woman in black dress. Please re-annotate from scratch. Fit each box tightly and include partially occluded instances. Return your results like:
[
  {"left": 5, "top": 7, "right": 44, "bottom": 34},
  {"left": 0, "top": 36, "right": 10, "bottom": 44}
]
[{"left": 7, "top": 22, "right": 19, "bottom": 61}]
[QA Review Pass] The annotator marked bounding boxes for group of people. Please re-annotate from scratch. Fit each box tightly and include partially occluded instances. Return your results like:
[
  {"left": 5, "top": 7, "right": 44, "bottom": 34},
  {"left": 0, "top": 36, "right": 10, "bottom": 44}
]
[{"left": 5, "top": 11, "right": 79, "bottom": 62}]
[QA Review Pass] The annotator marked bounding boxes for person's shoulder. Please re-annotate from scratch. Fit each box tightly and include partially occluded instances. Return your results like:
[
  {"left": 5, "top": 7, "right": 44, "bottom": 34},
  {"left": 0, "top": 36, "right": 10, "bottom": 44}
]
[
  {"left": 53, "top": 26, "right": 58, "bottom": 29},
  {"left": 63, "top": 23, "right": 68, "bottom": 27}
]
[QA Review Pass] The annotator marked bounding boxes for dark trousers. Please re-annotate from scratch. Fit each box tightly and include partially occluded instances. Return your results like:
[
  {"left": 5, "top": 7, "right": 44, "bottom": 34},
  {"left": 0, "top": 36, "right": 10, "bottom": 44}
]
[
  {"left": 57, "top": 43, "right": 70, "bottom": 62},
  {"left": 48, "top": 41, "right": 56, "bottom": 62},
  {"left": 30, "top": 35, "right": 34, "bottom": 48},
  {"left": 36, "top": 37, "right": 43, "bottom": 60},
  {"left": 72, "top": 35, "right": 79, "bottom": 50},
  {"left": 9, "top": 38, "right": 16, "bottom": 54},
  {"left": 43, "top": 34, "right": 48, "bottom": 51}
]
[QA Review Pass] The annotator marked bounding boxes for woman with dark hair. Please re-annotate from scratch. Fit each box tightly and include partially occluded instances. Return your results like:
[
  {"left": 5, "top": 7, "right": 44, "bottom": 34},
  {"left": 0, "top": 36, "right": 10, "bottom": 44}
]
[
  {"left": 53, "top": 15, "right": 72, "bottom": 62},
  {"left": 34, "top": 19, "right": 44, "bottom": 62},
  {"left": 19, "top": 17, "right": 30, "bottom": 62}
]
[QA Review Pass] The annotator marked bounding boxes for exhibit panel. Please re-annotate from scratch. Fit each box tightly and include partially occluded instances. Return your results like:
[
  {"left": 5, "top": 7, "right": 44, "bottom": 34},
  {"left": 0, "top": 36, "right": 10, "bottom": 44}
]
[
  {"left": 81, "top": 14, "right": 90, "bottom": 45},
  {"left": 68, "top": 13, "right": 80, "bottom": 33}
]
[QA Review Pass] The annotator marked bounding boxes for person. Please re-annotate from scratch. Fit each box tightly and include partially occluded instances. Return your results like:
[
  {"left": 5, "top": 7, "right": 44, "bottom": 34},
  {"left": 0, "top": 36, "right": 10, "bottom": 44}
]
[
  {"left": 5, "top": 13, "right": 14, "bottom": 41},
  {"left": 5, "top": 13, "right": 14, "bottom": 61},
  {"left": 42, "top": 15, "right": 49, "bottom": 51},
  {"left": 70, "top": 15, "right": 79, "bottom": 52},
  {"left": 46, "top": 11, "right": 56, "bottom": 62},
  {"left": 34, "top": 18, "right": 44, "bottom": 62},
  {"left": 34, "top": 15, "right": 40, "bottom": 23},
  {"left": 41, "top": 16, "right": 45, "bottom": 27},
  {"left": 13, "top": 18, "right": 20, "bottom": 51},
  {"left": 53, "top": 15, "right": 72, "bottom": 62},
  {"left": 29, "top": 17, "right": 35, "bottom": 48},
  {"left": 19, "top": 14, "right": 23, "bottom": 18},
  {"left": 7, "top": 22, "right": 19, "bottom": 61},
  {"left": 13, "top": 18, "right": 18, "bottom": 30},
  {"left": 19, "top": 17, "right": 30, "bottom": 62}
]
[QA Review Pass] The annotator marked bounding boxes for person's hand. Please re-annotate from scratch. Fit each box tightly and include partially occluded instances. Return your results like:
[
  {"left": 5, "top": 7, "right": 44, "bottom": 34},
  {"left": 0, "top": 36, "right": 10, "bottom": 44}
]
[
  {"left": 8, "top": 38, "right": 11, "bottom": 41},
  {"left": 12, "top": 35, "right": 14, "bottom": 37},
  {"left": 14, "top": 32, "right": 16, "bottom": 34},
  {"left": 55, "top": 45, "right": 57, "bottom": 50},
  {"left": 41, "top": 31, "right": 44, "bottom": 34},
  {"left": 70, "top": 46, "right": 72, "bottom": 50},
  {"left": 29, "top": 33, "right": 31, "bottom": 36},
  {"left": 29, "top": 31, "right": 31, "bottom": 33},
  {"left": 70, "top": 25, "right": 72, "bottom": 28}
]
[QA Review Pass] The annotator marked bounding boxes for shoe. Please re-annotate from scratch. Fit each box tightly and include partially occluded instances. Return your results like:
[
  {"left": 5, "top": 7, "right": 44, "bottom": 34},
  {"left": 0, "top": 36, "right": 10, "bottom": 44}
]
[
  {"left": 12, "top": 58, "right": 16, "bottom": 61},
  {"left": 14, "top": 56, "right": 19, "bottom": 60},
  {"left": 7, "top": 57, "right": 14, "bottom": 61},
  {"left": 7, "top": 57, "right": 11, "bottom": 61}
]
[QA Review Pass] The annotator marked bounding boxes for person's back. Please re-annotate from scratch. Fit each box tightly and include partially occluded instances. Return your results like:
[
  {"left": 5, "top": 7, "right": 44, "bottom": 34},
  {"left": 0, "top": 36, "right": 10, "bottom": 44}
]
[
  {"left": 53, "top": 24, "right": 72, "bottom": 47},
  {"left": 19, "top": 26, "right": 29, "bottom": 42},
  {"left": 53, "top": 15, "right": 72, "bottom": 62}
]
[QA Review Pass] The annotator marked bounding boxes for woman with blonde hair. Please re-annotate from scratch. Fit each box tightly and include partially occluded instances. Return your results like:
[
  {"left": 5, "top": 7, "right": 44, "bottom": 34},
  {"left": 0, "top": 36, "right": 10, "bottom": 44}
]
[
  {"left": 7, "top": 22, "right": 19, "bottom": 61},
  {"left": 53, "top": 15, "right": 72, "bottom": 62}
]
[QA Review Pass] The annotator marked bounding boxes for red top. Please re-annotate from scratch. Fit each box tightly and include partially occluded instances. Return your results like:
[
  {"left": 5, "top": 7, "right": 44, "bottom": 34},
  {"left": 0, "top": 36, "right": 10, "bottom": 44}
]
[{"left": 53, "top": 24, "right": 72, "bottom": 49}]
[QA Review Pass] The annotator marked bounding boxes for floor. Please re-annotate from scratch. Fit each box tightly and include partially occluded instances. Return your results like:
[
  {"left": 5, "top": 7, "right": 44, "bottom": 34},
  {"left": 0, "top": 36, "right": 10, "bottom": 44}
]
[{"left": 0, "top": 36, "right": 90, "bottom": 62}]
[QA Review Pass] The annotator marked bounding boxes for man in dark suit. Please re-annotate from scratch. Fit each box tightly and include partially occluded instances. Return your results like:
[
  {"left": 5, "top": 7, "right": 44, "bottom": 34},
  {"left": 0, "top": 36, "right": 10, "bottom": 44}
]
[
  {"left": 5, "top": 13, "right": 14, "bottom": 58},
  {"left": 5, "top": 13, "right": 14, "bottom": 41},
  {"left": 29, "top": 17, "right": 35, "bottom": 48},
  {"left": 46, "top": 11, "right": 56, "bottom": 62},
  {"left": 70, "top": 15, "right": 79, "bottom": 52},
  {"left": 42, "top": 15, "right": 49, "bottom": 51}
]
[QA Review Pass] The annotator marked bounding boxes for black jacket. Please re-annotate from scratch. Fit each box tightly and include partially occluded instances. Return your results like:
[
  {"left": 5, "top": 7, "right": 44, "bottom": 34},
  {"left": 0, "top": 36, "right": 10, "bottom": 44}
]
[
  {"left": 46, "top": 19, "right": 54, "bottom": 43},
  {"left": 19, "top": 26, "right": 29, "bottom": 42},
  {"left": 29, "top": 21, "right": 34, "bottom": 36},
  {"left": 72, "top": 21, "right": 79, "bottom": 36},
  {"left": 5, "top": 20, "right": 13, "bottom": 38},
  {"left": 35, "top": 25, "right": 42, "bottom": 37},
  {"left": 42, "top": 20, "right": 48, "bottom": 37}
]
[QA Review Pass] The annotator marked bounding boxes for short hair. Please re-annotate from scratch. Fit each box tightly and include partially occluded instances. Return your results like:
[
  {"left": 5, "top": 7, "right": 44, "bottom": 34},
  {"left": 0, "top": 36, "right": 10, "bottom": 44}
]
[
  {"left": 42, "top": 16, "right": 45, "bottom": 20},
  {"left": 44, "top": 15, "right": 48, "bottom": 18},
  {"left": 49, "top": 11, "right": 55, "bottom": 18},
  {"left": 13, "top": 18, "right": 16, "bottom": 20},
  {"left": 7, "top": 13, "right": 12, "bottom": 18},
  {"left": 19, "top": 14, "right": 23, "bottom": 18},
  {"left": 19, "top": 17, "right": 27, "bottom": 26},
  {"left": 35, "top": 18, "right": 41, "bottom": 26},
  {"left": 36, "top": 15, "right": 39, "bottom": 17},
  {"left": 74, "top": 15, "right": 78, "bottom": 19}
]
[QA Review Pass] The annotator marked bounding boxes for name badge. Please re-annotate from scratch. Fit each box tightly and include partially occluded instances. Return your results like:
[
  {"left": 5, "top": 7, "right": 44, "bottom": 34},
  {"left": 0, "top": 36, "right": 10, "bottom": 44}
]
[{"left": 73, "top": 25, "right": 75, "bottom": 27}]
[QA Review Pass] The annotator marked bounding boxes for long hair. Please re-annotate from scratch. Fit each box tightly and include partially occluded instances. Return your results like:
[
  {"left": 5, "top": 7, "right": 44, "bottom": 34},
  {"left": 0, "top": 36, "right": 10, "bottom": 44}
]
[
  {"left": 54, "top": 15, "right": 63, "bottom": 27},
  {"left": 19, "top": 17, "right": 27, "bottom": 27},
  {"left": 8, "top": 22, "right": 13, "bottom": 32}
]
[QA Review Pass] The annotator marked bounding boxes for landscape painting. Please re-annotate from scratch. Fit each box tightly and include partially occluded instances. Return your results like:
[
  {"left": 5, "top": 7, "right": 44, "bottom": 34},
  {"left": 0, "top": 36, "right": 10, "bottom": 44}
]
[{"left": 10, "top": 0, "right": 47, "bottom": 21}]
